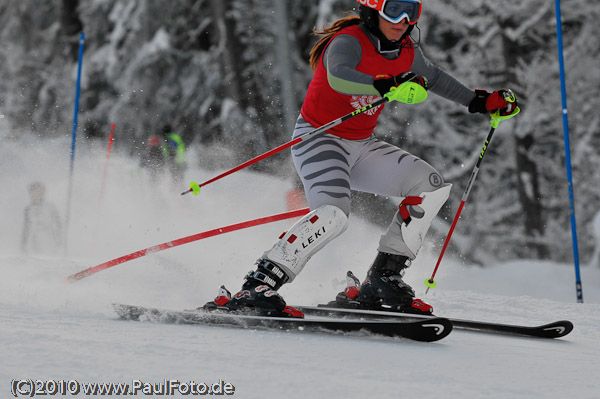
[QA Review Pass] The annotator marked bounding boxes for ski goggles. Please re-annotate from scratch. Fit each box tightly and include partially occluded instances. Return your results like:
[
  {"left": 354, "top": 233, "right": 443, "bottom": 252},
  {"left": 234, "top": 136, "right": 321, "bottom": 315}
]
[{"left": 373, "top": 0, "right": 422, "bottom": 25}]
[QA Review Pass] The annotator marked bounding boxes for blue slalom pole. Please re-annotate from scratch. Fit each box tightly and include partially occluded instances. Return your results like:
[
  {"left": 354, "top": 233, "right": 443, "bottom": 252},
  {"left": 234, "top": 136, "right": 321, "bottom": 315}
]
[
  {"left": 64, "top": 32, "right": 85, "bottom": 254},
  {"left": 70, "top": 33, "right": 85, "bottom": 176},
  {"left": 554, "top": 1, "right": 583, "bottom": 303}
]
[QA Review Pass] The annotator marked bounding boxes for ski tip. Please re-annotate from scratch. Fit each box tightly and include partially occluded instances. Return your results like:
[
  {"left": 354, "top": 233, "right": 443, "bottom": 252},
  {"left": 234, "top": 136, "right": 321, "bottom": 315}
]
[
  {"left": 540, "top": 320, "right": 574, "bottom": 338},
  {"left": 410, "top": 317, "right": 453, "bottom": 342}
]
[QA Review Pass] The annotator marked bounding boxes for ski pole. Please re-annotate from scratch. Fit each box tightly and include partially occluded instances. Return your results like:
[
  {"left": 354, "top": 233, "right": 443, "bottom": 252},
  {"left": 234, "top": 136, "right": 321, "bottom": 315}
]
[
  {"left": 554, "top": 0, "right": 583, "bottom": 303},
  {"left": 182, "top": 77, "right": 428, "bottom": 196},
  {"left": 181, "top": 99, "right": 388, "bottom": 196},
  {"left": 425, "top": 91, "right": 520, "bottom": 293},
  {"left": 64, "top": 32, "right": 85, "bottom": 255},
  {"left": 64, "top": 207, "right": 310, "bottom": 283}
]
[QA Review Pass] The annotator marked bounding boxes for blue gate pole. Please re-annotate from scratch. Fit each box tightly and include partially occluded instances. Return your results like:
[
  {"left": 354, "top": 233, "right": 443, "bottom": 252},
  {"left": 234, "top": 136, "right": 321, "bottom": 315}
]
[
  {"left": 554, "top": 0, "right": 583, "bottom": 303},
  {"left": 64, "top": 32, "right": 85, "bottom": 254}
]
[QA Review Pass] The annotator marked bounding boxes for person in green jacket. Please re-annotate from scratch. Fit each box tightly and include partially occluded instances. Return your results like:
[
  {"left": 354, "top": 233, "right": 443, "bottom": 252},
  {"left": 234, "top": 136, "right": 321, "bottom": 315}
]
[{"left": 161, "top": 124, "right": 187, "bottom": 183}]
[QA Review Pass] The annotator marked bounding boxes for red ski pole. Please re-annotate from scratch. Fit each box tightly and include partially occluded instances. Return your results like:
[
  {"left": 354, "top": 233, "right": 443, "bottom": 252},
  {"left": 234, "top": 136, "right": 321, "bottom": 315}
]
[
  {"left": 424, "top": 126, "right": 496, "bottom": 293},
  {"left": 424, "top": 92, "right": 520, "bottom": 293},
  {"left": 181, "top": 97, "right": 389, "bottom": 196},
  {"left": 64, "top": 207, "right": 309, "bottom": 283}
]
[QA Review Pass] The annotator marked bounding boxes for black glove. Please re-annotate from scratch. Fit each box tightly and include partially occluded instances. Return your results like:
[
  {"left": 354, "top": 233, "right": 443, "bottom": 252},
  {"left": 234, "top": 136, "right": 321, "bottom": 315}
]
[
  {"left": 373, "top": 72, "right": 427, "bottom": 97},
  {"left": 469, "top": 89, "right": 519, "bottom": 115}
]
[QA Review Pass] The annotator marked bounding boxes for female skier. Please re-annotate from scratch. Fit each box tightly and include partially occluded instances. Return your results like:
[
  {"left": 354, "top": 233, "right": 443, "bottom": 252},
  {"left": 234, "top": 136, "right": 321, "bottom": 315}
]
[{"left": 217, "top": 0, "right": 519, "bottom": 315}]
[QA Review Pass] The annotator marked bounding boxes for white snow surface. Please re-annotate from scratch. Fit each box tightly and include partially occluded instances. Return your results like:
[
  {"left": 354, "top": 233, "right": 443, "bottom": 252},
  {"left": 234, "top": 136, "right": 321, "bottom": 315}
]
[{"left": 2, "top": 136, "right": 599, "bottom": 399}]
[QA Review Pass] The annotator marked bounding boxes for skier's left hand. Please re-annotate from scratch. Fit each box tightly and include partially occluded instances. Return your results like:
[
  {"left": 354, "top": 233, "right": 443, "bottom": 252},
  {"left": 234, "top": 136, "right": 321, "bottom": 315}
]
[
  {"left": 373, "top": 72, "right": 427, "bottom": 97},
  {"left": 469, "top": 89, "right": 519, "bottom": 116},
  {"left": 373, "top": 74, "right": 398, "bottom": 97}
]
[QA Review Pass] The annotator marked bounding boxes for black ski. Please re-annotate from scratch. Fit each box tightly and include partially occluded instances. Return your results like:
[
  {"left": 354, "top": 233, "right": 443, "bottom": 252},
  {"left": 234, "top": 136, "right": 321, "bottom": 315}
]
[
  {"left": 113, "top": 303, "right": 452, "bottom": 342},
  {"left": 297, "top": 306, "right": 573, "bottom": 339}
]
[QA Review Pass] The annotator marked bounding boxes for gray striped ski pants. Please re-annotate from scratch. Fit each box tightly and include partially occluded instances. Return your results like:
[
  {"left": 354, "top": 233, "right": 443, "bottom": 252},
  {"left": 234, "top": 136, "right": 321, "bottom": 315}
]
[{"left": 291, "top": 115, "right": 446, "bottom": 258}]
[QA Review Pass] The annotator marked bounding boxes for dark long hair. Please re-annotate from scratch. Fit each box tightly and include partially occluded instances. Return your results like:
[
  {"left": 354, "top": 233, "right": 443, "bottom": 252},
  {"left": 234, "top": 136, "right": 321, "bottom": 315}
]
[{"left": 309, "top": 15, "right": 361, "bottom": 72}]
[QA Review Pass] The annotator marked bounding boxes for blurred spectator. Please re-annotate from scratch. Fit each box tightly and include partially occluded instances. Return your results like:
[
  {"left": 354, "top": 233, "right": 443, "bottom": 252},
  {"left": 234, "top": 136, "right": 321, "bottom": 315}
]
[
  {"left": 161, "top": 124, "right": 187, "bottom": 183},
  {"left": 20, "top": 182, "right": 62, "bottom": 255}
]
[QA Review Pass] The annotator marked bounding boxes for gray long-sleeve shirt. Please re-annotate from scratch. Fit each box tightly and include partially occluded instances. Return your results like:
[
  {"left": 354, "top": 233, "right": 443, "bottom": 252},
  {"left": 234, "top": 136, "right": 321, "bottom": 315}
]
[{"left": 323, "top": 25, "right": 475, "bottom": 107}]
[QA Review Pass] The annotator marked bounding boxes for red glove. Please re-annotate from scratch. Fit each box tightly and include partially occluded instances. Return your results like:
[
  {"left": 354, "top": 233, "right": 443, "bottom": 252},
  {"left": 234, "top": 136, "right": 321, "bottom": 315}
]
[{"left": 469, "top": 89, "right": 518, "bottom": 115}]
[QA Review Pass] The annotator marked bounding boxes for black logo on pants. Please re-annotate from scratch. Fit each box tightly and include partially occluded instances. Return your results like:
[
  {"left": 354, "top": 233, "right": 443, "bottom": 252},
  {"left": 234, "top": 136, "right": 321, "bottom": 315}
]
[{"left": 429, "top": 173, "right": 443, "bottom": 187}]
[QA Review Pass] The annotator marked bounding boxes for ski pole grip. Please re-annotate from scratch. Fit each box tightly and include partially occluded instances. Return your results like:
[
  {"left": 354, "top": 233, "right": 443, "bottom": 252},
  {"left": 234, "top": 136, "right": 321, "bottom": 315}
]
[{"left": 489, "top": 89, "right": 520, "bottom": 128}]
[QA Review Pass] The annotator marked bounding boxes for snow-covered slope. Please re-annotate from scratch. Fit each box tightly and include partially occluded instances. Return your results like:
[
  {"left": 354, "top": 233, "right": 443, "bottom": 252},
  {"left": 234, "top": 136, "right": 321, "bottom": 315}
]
[{"left": 2, "top": 137, "right": 599, "bottom": 399}]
